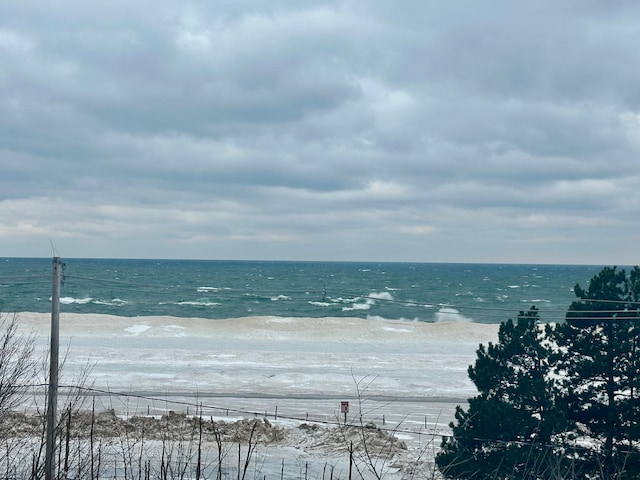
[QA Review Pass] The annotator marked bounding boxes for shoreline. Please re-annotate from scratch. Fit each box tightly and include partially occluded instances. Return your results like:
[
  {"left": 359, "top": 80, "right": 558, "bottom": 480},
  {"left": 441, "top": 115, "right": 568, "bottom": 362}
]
[{"left": 10, "top": 311, "right": 486, "bottom": 435}]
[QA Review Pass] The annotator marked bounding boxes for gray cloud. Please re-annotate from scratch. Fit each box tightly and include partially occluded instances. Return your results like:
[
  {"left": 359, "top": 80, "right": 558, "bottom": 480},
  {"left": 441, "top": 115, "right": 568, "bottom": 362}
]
[{"left": 1, "top": 0, "right": 640, "bottom": 263}]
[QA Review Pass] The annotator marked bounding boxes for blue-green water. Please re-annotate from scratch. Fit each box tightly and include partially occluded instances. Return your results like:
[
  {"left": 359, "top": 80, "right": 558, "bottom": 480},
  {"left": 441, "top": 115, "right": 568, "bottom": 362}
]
[{"left": 0, "top": 258, "right": 608, "bottom": 324}]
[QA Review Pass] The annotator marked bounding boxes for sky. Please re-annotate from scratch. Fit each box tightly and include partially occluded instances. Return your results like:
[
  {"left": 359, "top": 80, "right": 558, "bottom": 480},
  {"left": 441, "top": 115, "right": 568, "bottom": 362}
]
[{"left": 2, "top": 1, "right": 640, "bottom": 264}]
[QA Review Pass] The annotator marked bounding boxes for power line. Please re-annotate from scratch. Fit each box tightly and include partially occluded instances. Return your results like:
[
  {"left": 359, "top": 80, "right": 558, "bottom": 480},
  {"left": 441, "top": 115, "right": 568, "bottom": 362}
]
[
  {"left": 54, "top": 384, "right": 452, "bottom": 438},
  {"left": 0, "top": 275, "right": 51, "bottom": 282},
  {"left": 40, "top": 384, "right": 610, "bottom": 457}
]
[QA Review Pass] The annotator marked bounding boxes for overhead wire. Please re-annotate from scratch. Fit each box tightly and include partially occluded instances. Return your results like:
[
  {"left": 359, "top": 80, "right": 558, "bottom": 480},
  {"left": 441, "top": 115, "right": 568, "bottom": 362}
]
[
  {"left": 56, "top": 384, "right": 459, "bottom": 438},
  {"left": 38, "top": 384, "right": 612, "bottom": 456}
]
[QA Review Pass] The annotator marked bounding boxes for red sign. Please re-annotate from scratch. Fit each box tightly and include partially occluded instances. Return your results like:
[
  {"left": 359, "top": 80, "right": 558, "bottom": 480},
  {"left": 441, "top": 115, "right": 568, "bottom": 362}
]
[{"left": 340, "top": 401, "right": 349, "bottom": 413}]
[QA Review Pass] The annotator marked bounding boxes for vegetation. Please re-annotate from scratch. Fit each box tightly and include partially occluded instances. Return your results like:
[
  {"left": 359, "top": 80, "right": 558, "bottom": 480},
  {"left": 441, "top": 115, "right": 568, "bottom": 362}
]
[
  {"left": 0, "top": 313, "right": 36, "bottom": 419},
  {"left": 436, "top": 266, "right": 640, "bottom": 480}
]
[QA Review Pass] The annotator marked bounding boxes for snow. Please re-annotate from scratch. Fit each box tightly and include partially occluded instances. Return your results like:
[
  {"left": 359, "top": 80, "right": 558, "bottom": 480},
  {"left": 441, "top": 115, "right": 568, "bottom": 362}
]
[
  {"left": 13, "top": 312, "right": 499, "bottom": 477},
  {"left": 16, "top": 311, "right": 498, "bottom": 399},
  {"left": 125, "top": 324, "right": 152, "bottom": 335}
]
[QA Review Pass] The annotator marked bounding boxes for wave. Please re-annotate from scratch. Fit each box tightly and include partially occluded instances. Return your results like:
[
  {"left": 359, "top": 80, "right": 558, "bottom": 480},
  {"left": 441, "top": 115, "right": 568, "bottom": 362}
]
[
  {"left": 197, "top": 286, "right": 219, "bottom": 293},
  {"left": 59, "top": 296, "right": 129, "bottom": 307},
  {"left": 336, "top": 291, "right": 396, "bottom": 312},
  {"left": 308, "top": 301, "right": 332, "bottom": 307},
  {"left": 342, "top": 303, "right": 371, "bottom": 312},
  {"left": 60, "top": 297, "right": 93, "bottom": 305},
  {"left": 94, "top": 298, "right": 129, "bottom": 306},
  {"left": 434, "top": 307, "right": 472, "bottom": 323},
  {"left": 196, "top": 286, "right": 232, "bottom": 293},
  {"left": 270, "top": 295, "right": 291, "bottom": 301},
  {"left": 175, "top": 301, "right": 221, "bottom": 308},
  {"left": 330, "top": 296, "right": 361, "bottom": 303},
  {"left": 368, "top": 291, "right": 394, "bottom": 301}
]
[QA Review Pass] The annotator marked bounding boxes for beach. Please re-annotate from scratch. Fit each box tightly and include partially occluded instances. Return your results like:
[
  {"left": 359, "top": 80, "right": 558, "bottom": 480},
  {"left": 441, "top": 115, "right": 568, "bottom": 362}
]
[
  {"left": 16, "top": 312, "right": 498, "bottom": 402},
  {"left": 8, "top": 312, "right": 500, "bottom": 477}
]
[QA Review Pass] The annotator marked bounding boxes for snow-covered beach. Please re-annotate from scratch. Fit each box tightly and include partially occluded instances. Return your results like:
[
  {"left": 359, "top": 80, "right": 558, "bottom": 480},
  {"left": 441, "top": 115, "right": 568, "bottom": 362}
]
[
  {"left": 16, "top": 312, "right": 496, "bottom": 434},
  {"left": 18, "top": 312, "right": 497, "bottom": 400},
  {"left": 4, "top": 312, "right": 499, "bottom": 478}
]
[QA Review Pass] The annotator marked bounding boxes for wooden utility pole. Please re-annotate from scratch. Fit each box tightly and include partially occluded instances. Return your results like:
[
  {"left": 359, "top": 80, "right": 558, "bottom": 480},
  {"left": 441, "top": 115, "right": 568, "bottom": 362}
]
[{"left": 45, "top": 256, "right": 61, "bottom": 480}]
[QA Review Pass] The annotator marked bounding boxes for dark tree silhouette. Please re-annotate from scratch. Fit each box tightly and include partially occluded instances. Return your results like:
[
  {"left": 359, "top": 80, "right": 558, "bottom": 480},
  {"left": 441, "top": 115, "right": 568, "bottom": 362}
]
[
  {"left": 437, "top": 266, "right": 640, "bottom": 480},
  {"left": 555, "top": 266, "right": 640, "bottom": 479},
  {"left": 437, "top": 307, "right": 569, "bottom": 479}
]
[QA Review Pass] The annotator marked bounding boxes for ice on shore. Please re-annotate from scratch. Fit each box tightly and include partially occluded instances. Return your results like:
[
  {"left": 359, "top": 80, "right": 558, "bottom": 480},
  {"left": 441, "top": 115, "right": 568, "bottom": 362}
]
[
  {"left": 15, "top": 312, "right": 498, "bottom": 429},
  {"left": 125, "top": 324, "right": 152, "bottom": 335},
  {"left": 8, "top": 312, "right": 501, "bottom": 476}
]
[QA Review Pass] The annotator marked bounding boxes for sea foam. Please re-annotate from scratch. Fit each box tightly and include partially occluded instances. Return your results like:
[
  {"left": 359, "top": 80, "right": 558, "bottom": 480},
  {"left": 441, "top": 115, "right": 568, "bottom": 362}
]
[{"left": 434, "top": 307, "right": 472, "bottom": 323}]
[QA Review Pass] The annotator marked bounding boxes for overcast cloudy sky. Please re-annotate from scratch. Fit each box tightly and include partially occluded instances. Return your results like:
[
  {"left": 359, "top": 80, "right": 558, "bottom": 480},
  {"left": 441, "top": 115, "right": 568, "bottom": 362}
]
[{"left": 2, "top": 1, "right": 640, "bottom": 264}]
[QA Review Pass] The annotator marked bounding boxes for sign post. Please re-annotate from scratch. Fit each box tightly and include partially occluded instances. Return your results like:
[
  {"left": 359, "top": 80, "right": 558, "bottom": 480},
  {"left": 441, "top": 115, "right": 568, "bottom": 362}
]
[{"left": 340, "top": 401, "right": 349, "bottom": 425}]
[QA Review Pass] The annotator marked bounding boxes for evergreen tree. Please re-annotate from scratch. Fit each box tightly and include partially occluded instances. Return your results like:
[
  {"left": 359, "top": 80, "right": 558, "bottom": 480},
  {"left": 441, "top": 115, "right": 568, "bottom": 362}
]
[
  {"left": 554, "top": 266, "right": 640, "bottom": 479},
  {"left": 436, "top": 267, "right": 640, "bottom": 480},
  {"left": 436, "top": 307, "right": 569, "bottom": 479}
]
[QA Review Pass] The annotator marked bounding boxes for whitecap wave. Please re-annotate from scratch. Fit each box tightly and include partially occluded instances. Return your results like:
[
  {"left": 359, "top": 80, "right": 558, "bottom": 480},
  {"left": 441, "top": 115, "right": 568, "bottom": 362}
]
[
  {"left": 270, "top": 295, "right": 291, "bottom": 301},
  {"left": 94, "top": 298, "right": 128, "bottom": 306},
  {"left": 434, "top": 307, "right": 472, "bottom": 323},
  {"left": 197, "top": 286, "right": 219, "bottom": 293},
  {"left": 60, "top": 297, "right": 93, "bottom": 305},
  {"left": 342, "top": 303, "right": 371, "bottom": 311},
  {"left": 308, "top": 301, "right": 331, "bottom": 307},
  {"left": 368, "top": 291, "right": 394, "bottom": 301},
  {"left": 332, "top": 296, "right": 361, "bottom": 303},
  {"left": 175, "top": 301, "right": 221, "bottom": 307}
]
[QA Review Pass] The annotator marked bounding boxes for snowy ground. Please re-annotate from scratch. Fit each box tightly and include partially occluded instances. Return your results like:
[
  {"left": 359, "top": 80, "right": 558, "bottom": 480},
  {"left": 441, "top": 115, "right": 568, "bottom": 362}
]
[{"left": 12, "top": 312, "right": 499, "bottom": 478}]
